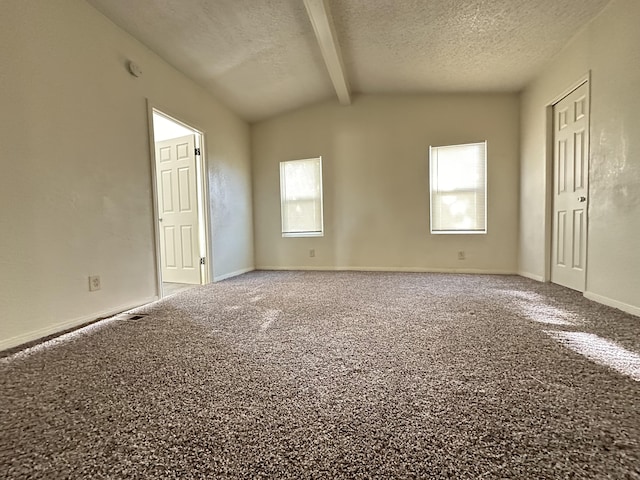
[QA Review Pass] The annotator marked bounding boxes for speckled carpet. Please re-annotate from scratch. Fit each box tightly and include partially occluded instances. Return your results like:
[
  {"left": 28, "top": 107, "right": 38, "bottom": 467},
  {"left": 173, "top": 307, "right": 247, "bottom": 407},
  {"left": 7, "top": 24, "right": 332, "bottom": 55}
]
[{"left": 2, "top": 271, "right": 639, "bottom": 479}]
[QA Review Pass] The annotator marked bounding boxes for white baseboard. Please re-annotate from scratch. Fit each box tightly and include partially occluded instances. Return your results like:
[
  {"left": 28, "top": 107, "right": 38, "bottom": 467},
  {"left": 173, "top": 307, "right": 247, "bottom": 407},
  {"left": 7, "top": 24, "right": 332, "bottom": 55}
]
[
  {"left": 256, "top": 265, "right": 517, "bottom": 275},
  {"left": 213, "top": 267, "right": 255, "bottom": 282},
  {"left": 0, "top": 296, "right": 158, "bottom": 352},
  {"left": 584, "top": 291, "right": 640, "bottom": 318},
  {"left": 518, "top": 270, "right": 545, "bottom": 282}
]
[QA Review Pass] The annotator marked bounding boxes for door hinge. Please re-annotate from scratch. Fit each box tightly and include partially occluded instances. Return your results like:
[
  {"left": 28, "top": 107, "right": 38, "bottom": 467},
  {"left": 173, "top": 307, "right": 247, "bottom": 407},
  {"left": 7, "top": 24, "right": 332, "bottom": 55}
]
[
  {"left": 195, "top": 147, "right": 201, "bottom": 156},
  {"left": 200, "top": 257, "right": 206, "bottom": 265}
]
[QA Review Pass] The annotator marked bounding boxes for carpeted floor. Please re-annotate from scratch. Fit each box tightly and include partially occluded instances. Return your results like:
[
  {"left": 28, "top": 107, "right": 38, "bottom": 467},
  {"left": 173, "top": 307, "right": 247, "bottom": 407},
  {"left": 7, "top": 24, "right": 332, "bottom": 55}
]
[{"left": 1, "top": 271, "right": 639, "bottom": 479}]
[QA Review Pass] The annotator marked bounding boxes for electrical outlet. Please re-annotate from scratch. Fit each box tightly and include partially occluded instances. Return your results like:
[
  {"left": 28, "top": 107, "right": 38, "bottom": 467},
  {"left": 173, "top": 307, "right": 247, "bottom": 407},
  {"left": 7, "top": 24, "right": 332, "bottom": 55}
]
[
  {"left": 309, "top": 249, "right": 316, "bottom": 258},
  {"left": 457, "top": 251, "right": 465, "bottom": 260},
  {"left": 89, "top": 275, "right": 101, "bottom": 291}
]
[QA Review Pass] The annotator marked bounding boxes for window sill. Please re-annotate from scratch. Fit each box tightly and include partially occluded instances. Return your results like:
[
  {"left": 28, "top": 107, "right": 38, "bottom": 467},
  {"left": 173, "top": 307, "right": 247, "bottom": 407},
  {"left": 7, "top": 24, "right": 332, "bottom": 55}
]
[
  {"left": 282, "top": 232, "right": 324, "bottom": 238},
  {"left": 431, "top": 230, "right": 487, "bottom": 235}
]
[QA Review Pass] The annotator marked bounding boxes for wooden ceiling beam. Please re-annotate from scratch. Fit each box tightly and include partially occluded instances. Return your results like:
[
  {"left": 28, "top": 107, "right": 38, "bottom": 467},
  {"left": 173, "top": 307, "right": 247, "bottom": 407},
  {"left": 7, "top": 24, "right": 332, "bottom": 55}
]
[{"left": 303, "top": 0, "right": 351, "bottom": 105}]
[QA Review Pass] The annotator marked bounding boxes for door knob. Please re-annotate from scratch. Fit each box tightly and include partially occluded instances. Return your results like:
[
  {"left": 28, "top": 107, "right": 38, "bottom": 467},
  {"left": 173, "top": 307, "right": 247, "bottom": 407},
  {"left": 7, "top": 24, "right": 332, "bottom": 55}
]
[
  {"left": 578, "top": 196, "right": 587, "bottom": 202},
  {"left": 159, "top": 218, "right": 163, "bottom": 222}
]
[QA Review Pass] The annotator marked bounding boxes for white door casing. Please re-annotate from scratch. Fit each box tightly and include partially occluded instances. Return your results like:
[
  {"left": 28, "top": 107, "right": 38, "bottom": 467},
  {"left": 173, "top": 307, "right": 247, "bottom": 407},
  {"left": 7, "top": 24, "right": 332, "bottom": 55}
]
[
  {"left": 155, "top": 134, "right": 201, "bottom": 284},
  {"left": 551, "top": 82, "right": 589, "bottom": 291}
]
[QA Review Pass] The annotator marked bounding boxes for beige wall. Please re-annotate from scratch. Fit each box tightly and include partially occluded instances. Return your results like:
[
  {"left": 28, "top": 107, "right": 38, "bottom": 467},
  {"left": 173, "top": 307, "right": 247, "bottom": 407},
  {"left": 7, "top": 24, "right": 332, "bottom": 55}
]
[
  {"left": 519, "top": 0, "right": 640, "bottom": 315},
  {"left": 252, "top": 94, "right": 520, "bottom": 273},
  {"left": 0, "top": 0, "right": 254, "bottom": 349}
]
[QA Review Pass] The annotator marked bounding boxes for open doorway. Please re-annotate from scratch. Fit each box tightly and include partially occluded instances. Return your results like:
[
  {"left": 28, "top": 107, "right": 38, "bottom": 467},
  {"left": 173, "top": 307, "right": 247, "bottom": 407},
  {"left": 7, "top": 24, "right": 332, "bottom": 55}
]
[{"left": 149, "top": 108, "right": 210, "bottom": 298}]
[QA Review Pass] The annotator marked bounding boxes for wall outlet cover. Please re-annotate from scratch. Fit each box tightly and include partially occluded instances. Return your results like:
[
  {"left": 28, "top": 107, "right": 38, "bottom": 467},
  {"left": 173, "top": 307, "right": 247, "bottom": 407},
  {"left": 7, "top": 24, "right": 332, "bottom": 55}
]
[{"left": 89, "top": 275, "right": 101, "bottom": 291}]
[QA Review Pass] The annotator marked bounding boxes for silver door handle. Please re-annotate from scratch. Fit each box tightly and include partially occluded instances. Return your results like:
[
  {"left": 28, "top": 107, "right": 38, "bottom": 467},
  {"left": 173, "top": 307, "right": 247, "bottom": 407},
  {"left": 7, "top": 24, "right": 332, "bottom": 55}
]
[
  {"left": 578, "top": 196, "right": 586, "bottom": 202},
  {"left": 159, "top": 218, "right": 163, "bottom": 222}
]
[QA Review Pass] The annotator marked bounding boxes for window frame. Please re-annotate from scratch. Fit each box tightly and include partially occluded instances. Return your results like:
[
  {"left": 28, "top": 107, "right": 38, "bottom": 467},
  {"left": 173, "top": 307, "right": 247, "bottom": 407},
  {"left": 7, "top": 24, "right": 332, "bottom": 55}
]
[
  {"left": 279, "top": 156, "right": 324, "bottom": 238},
  {"left": 429, "top": 141, "right": 488, "bottom": 235}
]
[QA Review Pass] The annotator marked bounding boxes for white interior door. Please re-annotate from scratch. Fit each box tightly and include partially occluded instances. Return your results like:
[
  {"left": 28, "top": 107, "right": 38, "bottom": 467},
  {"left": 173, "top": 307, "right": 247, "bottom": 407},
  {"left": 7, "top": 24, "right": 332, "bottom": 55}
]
[
  {"left": 155, "top": 134, "right": 201, "bottom": 284},
  {"left": 551, "top": 83, "right": 589, "bottom": 291}
]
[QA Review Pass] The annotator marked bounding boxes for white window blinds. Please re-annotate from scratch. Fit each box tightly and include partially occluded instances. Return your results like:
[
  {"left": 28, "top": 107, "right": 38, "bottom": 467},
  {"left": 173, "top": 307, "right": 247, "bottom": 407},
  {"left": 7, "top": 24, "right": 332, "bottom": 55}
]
[
  {"left": 280, "top": 157, "right": 324, "bottom": 237},
  {"left": 429, "top": 142, "right": 487, "bottom": 234}
]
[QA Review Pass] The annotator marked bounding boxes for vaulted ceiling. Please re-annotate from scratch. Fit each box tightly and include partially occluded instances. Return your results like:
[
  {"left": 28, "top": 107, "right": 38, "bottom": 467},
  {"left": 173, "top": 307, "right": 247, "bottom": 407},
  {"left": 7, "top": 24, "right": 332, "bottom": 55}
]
[{"left": 86, "top": 0, "right": 611, "bottom": 122}]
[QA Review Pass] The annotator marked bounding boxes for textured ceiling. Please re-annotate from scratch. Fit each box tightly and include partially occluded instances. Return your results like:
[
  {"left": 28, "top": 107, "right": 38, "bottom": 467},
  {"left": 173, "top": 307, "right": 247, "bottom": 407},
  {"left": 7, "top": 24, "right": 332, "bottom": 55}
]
[{"left": 86, "top": 0, "right": 611, "bottom": 122}]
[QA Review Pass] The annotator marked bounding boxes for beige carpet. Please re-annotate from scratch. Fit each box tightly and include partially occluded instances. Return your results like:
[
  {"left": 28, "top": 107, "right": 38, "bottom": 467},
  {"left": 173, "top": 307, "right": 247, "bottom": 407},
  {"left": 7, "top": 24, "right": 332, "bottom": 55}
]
[{"left": 1, "top": 271, "right": 639, "bottom": 479}]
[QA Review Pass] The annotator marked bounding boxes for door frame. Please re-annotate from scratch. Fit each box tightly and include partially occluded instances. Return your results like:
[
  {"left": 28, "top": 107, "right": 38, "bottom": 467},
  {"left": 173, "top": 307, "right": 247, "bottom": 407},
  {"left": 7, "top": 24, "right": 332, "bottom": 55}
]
[
  {"left": 543, "top": 72, "right": 591, "bottom": 284},
  {"left": 146, "top": 101, "right": 212, "bottom": 298}
]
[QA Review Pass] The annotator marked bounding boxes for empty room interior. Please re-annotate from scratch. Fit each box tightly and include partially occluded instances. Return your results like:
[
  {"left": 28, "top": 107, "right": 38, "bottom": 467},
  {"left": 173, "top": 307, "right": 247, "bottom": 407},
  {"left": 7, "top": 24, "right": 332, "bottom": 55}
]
[{"left": 1, "top": 0, "right": 639, "bottom": 478}]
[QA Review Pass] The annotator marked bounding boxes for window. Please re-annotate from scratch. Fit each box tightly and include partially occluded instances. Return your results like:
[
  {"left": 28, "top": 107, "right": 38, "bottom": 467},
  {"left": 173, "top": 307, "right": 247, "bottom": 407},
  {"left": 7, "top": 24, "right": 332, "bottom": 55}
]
[
  {"left": 429, "top": 141, "right": 487, "bottom": 234},
  {"left": 280, "top": 157, "right": 324, "bottom": 237}
]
